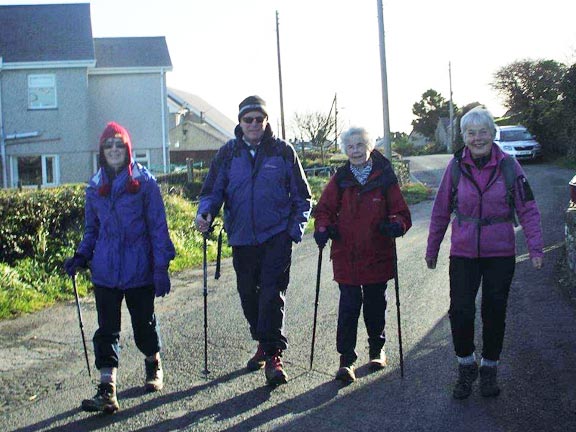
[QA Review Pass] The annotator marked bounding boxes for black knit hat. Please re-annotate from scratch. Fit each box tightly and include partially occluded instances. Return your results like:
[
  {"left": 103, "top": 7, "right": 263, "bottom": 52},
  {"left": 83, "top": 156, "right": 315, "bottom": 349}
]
[{"left": 238, "top": 95, "right": 268, "bottom": 120}]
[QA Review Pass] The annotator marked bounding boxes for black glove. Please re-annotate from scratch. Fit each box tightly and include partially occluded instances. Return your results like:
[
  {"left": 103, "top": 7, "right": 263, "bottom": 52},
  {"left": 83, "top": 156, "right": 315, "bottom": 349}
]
[
  {"left": 314, "top": 230, "right": 330, "bottom": 248},
  {"left": 326, "top": 225, "right": 340, "bottom": 240},
  {"left": 153, "top": 266, "right": 171, "bottom": 297},
  {"left": 63, "top": 253, "right": 87, "bottom": 277},
  {"left": 379, "top": 221, "right": 404, "bottom": 238}
]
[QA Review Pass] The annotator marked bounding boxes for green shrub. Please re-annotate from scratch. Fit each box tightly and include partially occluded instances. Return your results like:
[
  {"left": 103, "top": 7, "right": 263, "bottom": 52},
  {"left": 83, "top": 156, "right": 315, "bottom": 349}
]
[
  {"left": 392, "top": 138, "right": 419, "bottom": 156},
  {"left": 401, "top": 182, "right": 433, "bottom": 204},
  {"left": 0, "top": 186, "right": 228, "bottom": 319},
  {"left": 0, "top": 186, "right": 85, "bottom": 265}
]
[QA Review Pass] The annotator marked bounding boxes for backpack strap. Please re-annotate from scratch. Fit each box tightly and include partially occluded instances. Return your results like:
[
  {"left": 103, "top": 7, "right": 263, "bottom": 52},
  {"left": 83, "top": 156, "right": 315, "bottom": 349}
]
[
  {"left": 450, "top": 158, "right": 461, "bottom": 216},
  {"left": 450, "top": 153, "right": 517, "bottom": 227},
  {"left": 499, "top": 155, "right": 518, "bottom": 226}
]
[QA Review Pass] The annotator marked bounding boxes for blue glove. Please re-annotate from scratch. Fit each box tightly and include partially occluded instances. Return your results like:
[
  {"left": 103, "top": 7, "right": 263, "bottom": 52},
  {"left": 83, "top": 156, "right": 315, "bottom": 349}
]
[
  {"left": 379, "top": 221, "right": 404, "bottom": 238},
  {"left": 313, "top": 230, "right": 330, "bottom": 249},
  {"left": 64, "top": 253, "right": 87, "bottom": 277},
  {"left": 154, "top": 267, "right": 171, "bottom": 297}
]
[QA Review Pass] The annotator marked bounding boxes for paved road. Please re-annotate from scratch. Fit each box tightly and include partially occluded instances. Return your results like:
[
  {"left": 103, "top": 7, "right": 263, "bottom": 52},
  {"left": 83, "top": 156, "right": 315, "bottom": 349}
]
[{"left": 1, "top": 156, "right": 575, "bottom": 431}]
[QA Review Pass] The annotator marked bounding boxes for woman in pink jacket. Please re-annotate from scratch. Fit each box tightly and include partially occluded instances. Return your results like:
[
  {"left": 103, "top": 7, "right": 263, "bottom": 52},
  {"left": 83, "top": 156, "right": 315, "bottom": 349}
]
[{"left": 426, "top": 107, "right": 543, "bottom": 400}]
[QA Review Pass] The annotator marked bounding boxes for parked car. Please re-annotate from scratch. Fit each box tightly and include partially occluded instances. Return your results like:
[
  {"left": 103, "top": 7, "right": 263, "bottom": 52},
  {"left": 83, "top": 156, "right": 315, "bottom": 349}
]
[{"left": 494, "top": 125, "right": 542, "bottom": 160}]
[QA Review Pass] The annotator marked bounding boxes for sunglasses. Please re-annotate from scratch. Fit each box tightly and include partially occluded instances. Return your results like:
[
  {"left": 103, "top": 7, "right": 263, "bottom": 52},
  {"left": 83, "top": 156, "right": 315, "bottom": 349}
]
[
  {"left": 102, "top": 139, "right": 126, "bottom": 150},
  {"left": 242, "top": 116, "right": 265, "bottom": 124}
]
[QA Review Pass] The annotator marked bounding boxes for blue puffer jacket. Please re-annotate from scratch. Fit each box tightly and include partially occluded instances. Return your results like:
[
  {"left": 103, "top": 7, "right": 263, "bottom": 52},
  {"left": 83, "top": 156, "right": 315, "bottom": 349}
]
[
  {"left": 76, "top": 163, "right": 176, "bottom": 289},
  {"left": 198, "top": 124, "right": 312, "bottom": 246}
]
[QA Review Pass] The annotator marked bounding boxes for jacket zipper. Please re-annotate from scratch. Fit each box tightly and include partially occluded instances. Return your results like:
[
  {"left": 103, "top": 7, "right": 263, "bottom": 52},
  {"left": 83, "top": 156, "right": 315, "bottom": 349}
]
[
  {"left": 250, "top": 152, "right": 258, "bottom": 244},
  {"left": 460, "top": 163, "right": 499, "bottom": 258}
]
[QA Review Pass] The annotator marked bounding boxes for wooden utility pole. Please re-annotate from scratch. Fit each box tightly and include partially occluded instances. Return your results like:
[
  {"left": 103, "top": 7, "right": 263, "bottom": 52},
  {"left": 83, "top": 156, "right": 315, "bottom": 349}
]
[
  {"left": 448, "top": 61, "right": 454, "bottom": 153},
  {"left": 377, "top": 0, "right": 391, "bottom": 159},
  {"left": 276, "top": 11, "right": 286, "bottom": 139},
  {"left": 334, "top": 93, "right": 338, "bottom": 151}
]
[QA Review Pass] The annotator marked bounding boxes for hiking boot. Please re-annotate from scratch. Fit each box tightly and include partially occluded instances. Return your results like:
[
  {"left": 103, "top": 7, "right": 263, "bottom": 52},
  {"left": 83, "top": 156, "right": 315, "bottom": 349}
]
[
  {"left": 479, "top": 366, "right": 501, "bottom": 397},
  {"left": 265, "top": 351, "right": 288, "bottom": 386},
  {"left": 247, "top": 344, "right": 266, "bottom": 371},
  {"left": 81, "top": 383, "right": 119, "bottom": 414},
  {"left": 335, "top": 356, "right": 356, "bottom": 383},
  {"left": 145, "top": 358, "right": 164, "bottom": 392},
  {"left": 452, "top": 363, "right": 479, "bottom": 399},
  {"left": 368, "top": 348, "right": 387, "bottom": 371}
]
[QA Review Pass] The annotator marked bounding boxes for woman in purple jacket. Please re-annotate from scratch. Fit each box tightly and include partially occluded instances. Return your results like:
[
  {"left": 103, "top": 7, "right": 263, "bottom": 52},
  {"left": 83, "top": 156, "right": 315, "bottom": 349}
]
[
  {"left": 426, "top": 107, "right": 543, "bottom": 400},
  {"left": 64, "top": 122, "right": 175, "bottom": 413}
]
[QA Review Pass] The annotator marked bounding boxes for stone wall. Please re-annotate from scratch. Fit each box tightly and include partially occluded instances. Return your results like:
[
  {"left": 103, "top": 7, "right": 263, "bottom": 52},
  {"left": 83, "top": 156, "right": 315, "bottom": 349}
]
[{"left": 565, "top": 204, "right": 576, "bottom": 282}]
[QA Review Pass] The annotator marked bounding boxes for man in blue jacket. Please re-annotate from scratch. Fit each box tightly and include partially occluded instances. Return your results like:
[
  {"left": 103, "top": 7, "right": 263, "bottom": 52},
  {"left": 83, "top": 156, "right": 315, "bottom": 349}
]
[{"left": 195, "top": 95, "right": 312, "bottom": 385}]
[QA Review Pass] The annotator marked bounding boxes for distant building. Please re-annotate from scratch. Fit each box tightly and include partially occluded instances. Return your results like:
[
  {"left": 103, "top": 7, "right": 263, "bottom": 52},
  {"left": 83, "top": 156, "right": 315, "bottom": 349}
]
[
  {"left": 167, "top": 89, "right": 235, "bottom": 165},
  {"left": 0, "top": 3, "right": 172, "bottom": 188},
  {"left": 435, "top": 117, "right": 451, "bottom": 151},
  {"left": 408, "top": 130, "right": 428, "bottom": 148}
]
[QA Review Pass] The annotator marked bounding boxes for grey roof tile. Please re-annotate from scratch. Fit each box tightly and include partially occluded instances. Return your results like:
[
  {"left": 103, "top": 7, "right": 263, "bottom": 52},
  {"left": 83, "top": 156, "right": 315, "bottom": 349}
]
[
  {"left": 0, "top": 3, "right": 94, "bottom": 63},
  {"left": 94, "top": 37, "right": 172, "bottom": 68}
]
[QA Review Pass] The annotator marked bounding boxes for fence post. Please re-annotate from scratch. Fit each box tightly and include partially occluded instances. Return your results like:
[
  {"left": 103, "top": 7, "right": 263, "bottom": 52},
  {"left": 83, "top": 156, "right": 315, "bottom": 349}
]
[{"left": 186, "top": 158, "right": 194, "bottom": 183}]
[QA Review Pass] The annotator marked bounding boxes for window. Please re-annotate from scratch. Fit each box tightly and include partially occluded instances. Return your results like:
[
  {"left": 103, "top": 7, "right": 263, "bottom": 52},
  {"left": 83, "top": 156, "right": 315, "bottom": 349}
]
[
  {"left": 12, "top": 155, "right": 59, "bottom": 187},
  {"left": 133, "top": 150, "right": 150, "bottom": 168},
  {"left": 28, "top": 74, "right": 57, "bottom": 109}
]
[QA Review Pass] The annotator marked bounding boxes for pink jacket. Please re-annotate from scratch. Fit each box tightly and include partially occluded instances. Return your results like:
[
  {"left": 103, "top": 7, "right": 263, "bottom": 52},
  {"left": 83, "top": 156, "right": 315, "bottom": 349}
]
[{"left": 426, "top": 144, "right": 543, "bottom": 260}]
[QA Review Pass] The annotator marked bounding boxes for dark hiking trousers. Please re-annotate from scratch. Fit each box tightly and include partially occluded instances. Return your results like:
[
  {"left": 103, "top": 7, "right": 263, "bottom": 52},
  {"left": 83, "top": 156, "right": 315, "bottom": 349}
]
[
  {"left": 449, "top": 256, "right": 515, "bottom": 361},
  {"left": 337, "top": 283, "right": 388, "bottom": 365},
  {"left": 232, "top": 231, "right": 292, "bottom": 355},
  {"left": 93, "top": 284, "right": 161, "bottom": 369}
]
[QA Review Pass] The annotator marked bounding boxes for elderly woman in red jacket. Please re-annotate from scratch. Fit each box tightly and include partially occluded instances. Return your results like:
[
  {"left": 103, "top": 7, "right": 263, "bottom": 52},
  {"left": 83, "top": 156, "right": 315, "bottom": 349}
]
[
  {"left": 313, "top": 126, "right": 411, "bottom": 383},
  {"left": 426, "top": 107, "right": 543, "bottom": 400}
]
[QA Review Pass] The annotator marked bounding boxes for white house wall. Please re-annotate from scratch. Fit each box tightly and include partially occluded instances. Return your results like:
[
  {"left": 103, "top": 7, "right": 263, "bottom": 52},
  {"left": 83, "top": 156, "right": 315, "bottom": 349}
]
[
  {"left": 88, "top": 72, "right": 167, "bottom": 173},
  {"left": 2, "top": 67, "right": 91, "bottom": 186}
]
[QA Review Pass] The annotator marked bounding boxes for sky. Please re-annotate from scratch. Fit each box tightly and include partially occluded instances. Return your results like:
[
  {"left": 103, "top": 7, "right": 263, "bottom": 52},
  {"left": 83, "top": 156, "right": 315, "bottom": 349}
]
[{"left": 4, "top": 0, "right": 576, "bottom": 139}]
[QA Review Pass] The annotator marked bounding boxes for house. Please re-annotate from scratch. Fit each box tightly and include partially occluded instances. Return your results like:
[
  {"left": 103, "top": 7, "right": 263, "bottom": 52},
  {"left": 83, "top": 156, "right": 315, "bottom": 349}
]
[
  {"left": 435, "top": 117, "right": 452, "bottom": 151},
  {"left": 167, "top": 88, "right": 235, "bottom": 165},
  {"left": 0, "top": 3, "right": 172, "bottom": 188},
  {"left": 407, "top": 130, "right": 428, "bottom": 148}
]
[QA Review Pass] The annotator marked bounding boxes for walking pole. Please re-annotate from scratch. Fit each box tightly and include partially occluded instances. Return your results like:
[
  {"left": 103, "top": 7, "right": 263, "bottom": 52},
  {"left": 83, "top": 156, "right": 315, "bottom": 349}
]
[
  {"left": 391, "top": 238, "right": 405, "bottom": 378},
  {"left": 72, "top": 275, "right": 92, "bottom": 378},
  {"left": 202, "top": 232, "right": 210, "bottom": 376},
  {"left": 310, "top": 245, "right": 323, "bottom": 370},
  {"left": 384, "top": 187, "right": 405, "bottom": 378},
  {"left": 215, "top": 228, "right": 223, "bottom": 280}
]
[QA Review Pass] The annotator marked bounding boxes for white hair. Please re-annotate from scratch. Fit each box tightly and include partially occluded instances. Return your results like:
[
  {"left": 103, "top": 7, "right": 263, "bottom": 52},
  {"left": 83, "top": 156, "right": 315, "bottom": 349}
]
[
  {"left": 460, "top": 107, "right": 496, "bottom": 139},
  {"left": 339, "top": 126, "right": 375, "bottom": 155}
]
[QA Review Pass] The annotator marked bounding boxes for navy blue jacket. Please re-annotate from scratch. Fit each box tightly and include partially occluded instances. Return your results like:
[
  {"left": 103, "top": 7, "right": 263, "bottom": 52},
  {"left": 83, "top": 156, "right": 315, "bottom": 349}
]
[
  {"left": 77, "top": 163, "right": 176, "bottom": 289},
  {"left": 198, "top": 124, "right": 312, "bottom": 246}
]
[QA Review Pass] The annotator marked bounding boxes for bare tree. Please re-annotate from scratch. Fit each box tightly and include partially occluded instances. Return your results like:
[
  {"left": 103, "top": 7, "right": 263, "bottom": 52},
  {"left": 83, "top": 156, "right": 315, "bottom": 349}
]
[{"left": 291, "top": 111, "right": 336, "bottom": 165}]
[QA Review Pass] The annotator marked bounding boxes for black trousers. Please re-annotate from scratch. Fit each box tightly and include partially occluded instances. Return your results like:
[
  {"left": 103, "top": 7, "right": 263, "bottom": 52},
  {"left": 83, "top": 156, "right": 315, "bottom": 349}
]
[
  {"left": 448, "top": 256, "right": 515, "bottom": 361},
  {"left": 232, "top": 231, "right": 292, "bottom": 355},
  {"left": 337, "top": 283, "right": 388, "bottom": 365},
  {"left": 93, "top": 285, "right": 161, "bottom": 369}
]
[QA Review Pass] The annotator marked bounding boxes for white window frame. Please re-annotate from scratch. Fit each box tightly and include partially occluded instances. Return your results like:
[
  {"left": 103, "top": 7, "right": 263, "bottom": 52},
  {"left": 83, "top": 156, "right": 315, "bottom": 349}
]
[
  {"left": 10, "top": 154, "right": 60, "bottom": 188},
  {"left": 42, "top": 155, "right": 60, "bottom": 186},
  {"left": 92, "top": 152, "right": 100, "bottom": 173},
  {"left": 28, "top": 74, "right": 57, "bottom": 109},
  {"left": 133, "top": 149, "right": 150, "bottom": 168}
]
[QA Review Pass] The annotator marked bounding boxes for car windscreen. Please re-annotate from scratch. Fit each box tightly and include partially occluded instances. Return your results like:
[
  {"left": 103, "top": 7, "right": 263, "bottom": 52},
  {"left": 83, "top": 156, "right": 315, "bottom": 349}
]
[{"left": 500, "top": 129, "right": 534, "bottom": 141}]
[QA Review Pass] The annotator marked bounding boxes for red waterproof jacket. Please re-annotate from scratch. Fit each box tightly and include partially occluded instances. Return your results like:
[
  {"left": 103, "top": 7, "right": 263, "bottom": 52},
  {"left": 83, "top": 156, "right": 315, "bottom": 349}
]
[{"left": 314, "top": 151, "right": 412, "bottom": 285}]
